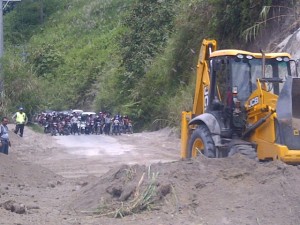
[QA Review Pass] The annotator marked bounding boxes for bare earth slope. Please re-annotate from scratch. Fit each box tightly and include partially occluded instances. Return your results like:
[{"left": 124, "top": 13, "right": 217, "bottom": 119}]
[{"left": 1, "top": 125, "right": 300, "bottom": 225}]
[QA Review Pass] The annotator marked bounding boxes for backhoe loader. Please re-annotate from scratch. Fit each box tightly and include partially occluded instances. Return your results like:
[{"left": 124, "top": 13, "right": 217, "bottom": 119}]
[{"left": 181, "top": 39, "right": 300, "bottom": 163}]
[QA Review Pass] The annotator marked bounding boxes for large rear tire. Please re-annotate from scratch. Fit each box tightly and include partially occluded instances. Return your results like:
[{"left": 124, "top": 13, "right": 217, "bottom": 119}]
[{"left": 187, "top": 125, "right": 216, "bottom": 158}]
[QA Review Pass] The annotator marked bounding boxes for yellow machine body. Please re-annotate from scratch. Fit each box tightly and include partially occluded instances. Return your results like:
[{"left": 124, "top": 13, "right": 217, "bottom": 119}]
[{"left": 181, "top": 39, "right": 300, "bottom": 163}]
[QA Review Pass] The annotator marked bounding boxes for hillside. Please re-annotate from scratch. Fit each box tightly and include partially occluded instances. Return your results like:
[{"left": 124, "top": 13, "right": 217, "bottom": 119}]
[{"left": 2, "top": 0, "right": 300, "bottom": 128}]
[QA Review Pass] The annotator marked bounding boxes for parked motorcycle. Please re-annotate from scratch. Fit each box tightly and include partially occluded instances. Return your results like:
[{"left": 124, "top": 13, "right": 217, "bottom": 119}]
[
  {"left": 84, "top": 121, "right": 92, "bottom": 134},
  {"left": 95, "top": 121, "right": 103, "bottom": 135},
  {"left": 51, "top": 122, "right": 58, "bottom": 136},
  {"left": 112, "top": 119, "right": 121, "bottom": 135},
  {"left": 122, "top": 117, "right": 133, "bottom": 134},
  {"left": 104, "top": 123, "right": 111, "bottom": 135},
  {"left": 44, "top": 122, "right": 51, "bottom": 134},
  {"left": 71, "top": 122, "right": 80, "bottom": 135},
  {"left": 125, "top": 122, "right": 133, "bottom": 134},
  {"left": 90, "top": 121, "right": 95, "bottom": 134},
  {"left": 58, "top": 121, "right": 70, "bottom": 136},
  {"left": 58, "top": 121, "right": 65, "bottom": 135},
  {"left": 65, "top": 121, "right": 72, "bottom": 135},
  {"left": 80, "top": 121, "right": 86, "bottom": 134}
]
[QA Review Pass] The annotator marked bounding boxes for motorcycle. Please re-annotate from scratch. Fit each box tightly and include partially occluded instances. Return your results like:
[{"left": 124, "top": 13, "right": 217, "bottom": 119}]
[
  {"left": 84, "top": 121, "right": 92, "bottom": 134},
  {"left": 90, "top": 121, "right": 95, "bottom": 134},
  {"left": 60, "top": 121, "right": 71, "bottom": 136},
  {"left": 44, "top": 122, "right": 51, "bottom": 134},
  {"left": 65, "top": 121, "right": 72, "bottom": 135},
  {"left": 80, "top": 121, "right": 86, "bottom": 134},
  {"left": 104, "top": 123, "right": 111, "bottom": 135},
  {"left": 112, "top": 119, "right": 121, "bottom": 135},
  {"left": 51, "top": 122, "right": 58, "bottom": 136},
  {"left": 71, "top": 122, "right": 80, "bottom": 135},
  {"left": 58, "top": 121, "right": 65, "bottom": 135},
  {"left": 95, "top": 121, "right": 102, "bottom": 135},
  {"left": 121, "top": 120, "right": 133, "bottom": 134},
  {"left": 126, "top": 122, "right": 133, "bottom": 134}
]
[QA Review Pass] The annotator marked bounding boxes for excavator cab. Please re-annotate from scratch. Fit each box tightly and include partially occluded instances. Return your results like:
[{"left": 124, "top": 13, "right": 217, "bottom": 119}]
[
  {"left": 181, "top": 39, "right": 300, "bottom": 163},
  {"left": 206, "top": 52, "right": 293, "bottom": 142}
]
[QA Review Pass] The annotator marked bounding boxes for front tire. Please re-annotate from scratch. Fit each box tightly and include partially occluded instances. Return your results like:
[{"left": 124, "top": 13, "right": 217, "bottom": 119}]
[
  {"left": 228, "top": 144, "right": 256, "bottom": 160},
  {"left": 188, "top": 125, "right": 216, "bottom": 158}
]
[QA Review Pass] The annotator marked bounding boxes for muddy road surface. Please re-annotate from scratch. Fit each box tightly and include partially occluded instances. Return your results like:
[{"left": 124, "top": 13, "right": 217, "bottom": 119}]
[
  {"left": 52, "top": 130, "right": 179, "bottom": 178},
  {"left": 14, "top": 126, "right": 180, "bottom": 178},
  {"left": 2, "top": 125, "right": 300, "bottom": 225}
]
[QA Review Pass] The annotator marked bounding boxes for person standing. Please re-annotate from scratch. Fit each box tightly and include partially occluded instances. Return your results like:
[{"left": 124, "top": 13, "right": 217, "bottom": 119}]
[
  {"left": 70, "top": 113, "right": 80, "bottom": 135},
  {"left": 103, "top": 113, "right": 111, "bottom": 135},
  {"left": 12, "top": 107, "right": 28, "bottom": 137},
  {"left": 0, "top": 117, "right": 11, "bottom": 155}
]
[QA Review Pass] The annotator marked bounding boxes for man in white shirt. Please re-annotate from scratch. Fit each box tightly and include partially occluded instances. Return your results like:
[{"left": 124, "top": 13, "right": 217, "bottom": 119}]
[{"left": 0, "top": 117, "right": 11, "bottom": 155}]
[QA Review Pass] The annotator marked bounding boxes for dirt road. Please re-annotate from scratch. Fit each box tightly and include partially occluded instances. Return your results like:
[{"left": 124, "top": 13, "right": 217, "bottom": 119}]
[
  {"left": 39, "top": 129, "right": 180, "bottom": 178},
  {"left": 1, "top": 125, "right": 300, "bottom": 225}
]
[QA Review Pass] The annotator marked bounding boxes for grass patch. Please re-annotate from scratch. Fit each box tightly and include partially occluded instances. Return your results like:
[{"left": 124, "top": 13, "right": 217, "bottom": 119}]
[
  {"left": 91, "top": 165, "right": 160, "bottom": 218},
  {"left": 116, "top": 170, "right": 159, "bottom": 218}
]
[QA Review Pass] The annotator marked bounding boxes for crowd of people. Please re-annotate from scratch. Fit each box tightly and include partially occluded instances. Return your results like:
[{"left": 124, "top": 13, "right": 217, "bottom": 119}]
[
  {"left": 35, "top": 110, "right": 133, "bottom": 136},
  {"left": 0, "top": 107, "right": 133, "bottom": 156}
]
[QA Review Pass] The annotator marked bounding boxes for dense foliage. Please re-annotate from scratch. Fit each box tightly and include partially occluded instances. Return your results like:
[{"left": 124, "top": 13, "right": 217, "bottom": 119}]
[{"left": 2, "top": 0, "right": 298, "bottom": 128}]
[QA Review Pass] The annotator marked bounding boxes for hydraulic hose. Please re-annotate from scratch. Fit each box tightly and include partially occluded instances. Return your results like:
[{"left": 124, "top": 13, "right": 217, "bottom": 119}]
[{"left": 242, "top": 110, "right": 275, "bottom": 138}]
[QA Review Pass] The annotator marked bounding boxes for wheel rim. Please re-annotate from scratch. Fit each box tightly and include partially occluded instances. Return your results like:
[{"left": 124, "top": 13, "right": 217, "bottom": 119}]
[{"left": 192, "top": 138, "right": 204, "bottom": 157}]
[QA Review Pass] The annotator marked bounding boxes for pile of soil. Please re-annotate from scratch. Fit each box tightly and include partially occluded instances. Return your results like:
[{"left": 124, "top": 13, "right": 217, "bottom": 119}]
[
  {"left": 68, "top": 156, "right": 300, "bottom": 225},
  {"left": 1, "top": 126, "right": 300, "bottom": 225}
]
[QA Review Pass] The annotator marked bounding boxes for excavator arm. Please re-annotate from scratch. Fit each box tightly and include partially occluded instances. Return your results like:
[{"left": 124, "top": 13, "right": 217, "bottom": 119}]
[
  {"left": 181, "top": 39, "right": 217, "bottom": 158},
  {"left": 193, "top": 39, "right": 217, "bottom": 114}
]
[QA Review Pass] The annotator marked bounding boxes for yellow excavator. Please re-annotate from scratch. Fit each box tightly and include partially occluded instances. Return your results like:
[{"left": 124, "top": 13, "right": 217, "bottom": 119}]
[{"left": 181, "top": 39, "right": 300, "bottom": 163}]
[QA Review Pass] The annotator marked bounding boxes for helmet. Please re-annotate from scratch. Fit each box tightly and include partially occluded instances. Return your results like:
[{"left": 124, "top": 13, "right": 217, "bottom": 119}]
[{"left": 19, "top": 107, "right": 24, "bottom": 111}]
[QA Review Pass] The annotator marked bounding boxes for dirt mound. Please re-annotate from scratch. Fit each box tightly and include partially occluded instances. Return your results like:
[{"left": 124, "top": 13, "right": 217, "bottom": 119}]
[
  {"left": 0, "top": 128, "right": 75, "bottom": 225},
  {"left": 69, "top": 154, "right": 300, "bottom": 224},
  {"left": 0, "top": 128, "right": 60, "bottom": 186},
  {"left": 0, "top": 153, "right": 59, "bottom": 186}
]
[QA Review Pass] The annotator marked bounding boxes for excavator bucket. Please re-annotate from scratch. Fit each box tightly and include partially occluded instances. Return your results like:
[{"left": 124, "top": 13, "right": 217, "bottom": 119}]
[{"left": 276, "top": 76, "right": 300, "bottom": 149}]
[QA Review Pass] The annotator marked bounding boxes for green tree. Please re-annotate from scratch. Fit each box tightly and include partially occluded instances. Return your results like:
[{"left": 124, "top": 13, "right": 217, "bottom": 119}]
[
  {"left": 119, "top": 0, "right": 178, "bottom": 93},
  {"left": 29, "top": 44, "right": 64, "bottom": 77},
  {"left": 4, "top": 0, "right": 67, "bottom": 44},
  {"left": 1, "top": 51, "right": 42, "bottom": 119}
]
